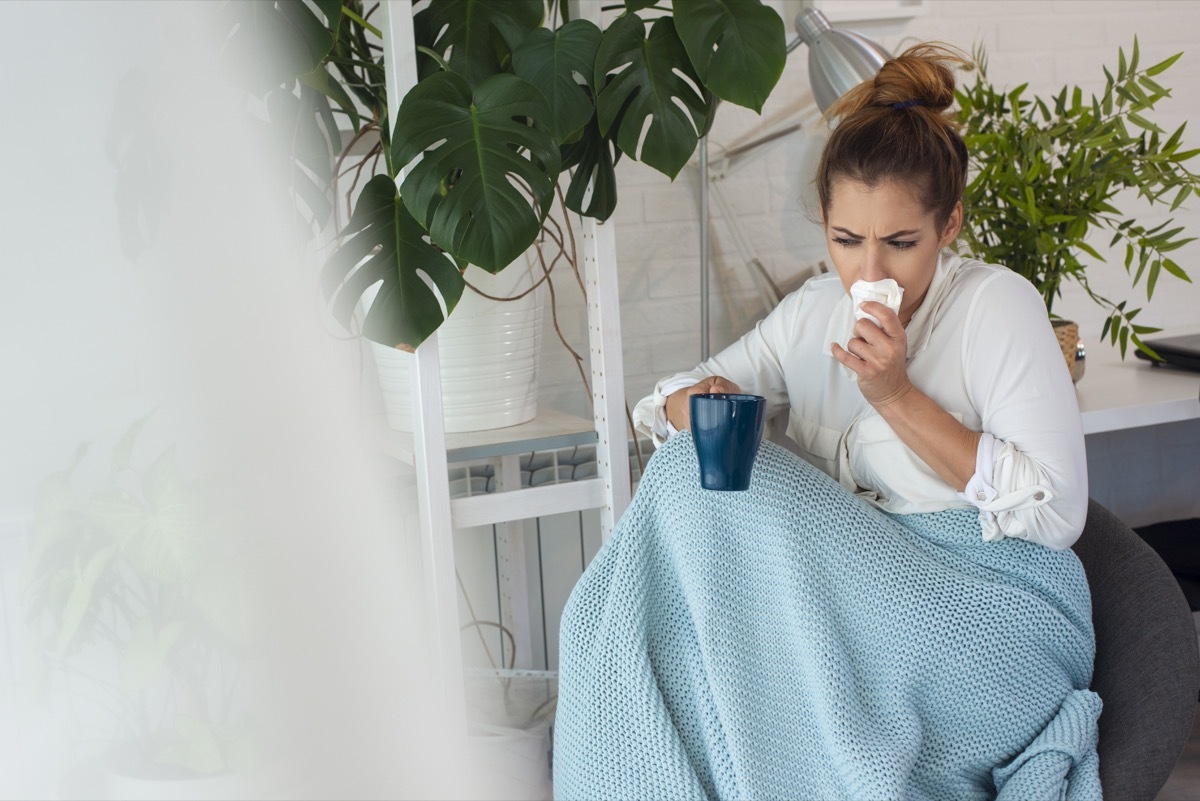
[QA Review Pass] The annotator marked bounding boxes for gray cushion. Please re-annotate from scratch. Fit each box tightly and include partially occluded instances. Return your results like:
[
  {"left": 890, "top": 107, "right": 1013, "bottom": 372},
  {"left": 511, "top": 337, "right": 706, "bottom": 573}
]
[{"left": 1072, "top": 499, "right": 1200, "bottom": 801}]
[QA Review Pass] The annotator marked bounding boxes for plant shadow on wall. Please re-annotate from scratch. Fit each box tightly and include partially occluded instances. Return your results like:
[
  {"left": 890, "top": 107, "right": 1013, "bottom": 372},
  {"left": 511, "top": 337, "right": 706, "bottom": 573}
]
[
  {"left": 224, "top": 0, "right": 787, "bottom": 352},
  {"left": 23, "top": 414, "right": 260, "bottom": 791},
  {"left": 957, "top": 39, "right": 1200, "bottom": 359}
]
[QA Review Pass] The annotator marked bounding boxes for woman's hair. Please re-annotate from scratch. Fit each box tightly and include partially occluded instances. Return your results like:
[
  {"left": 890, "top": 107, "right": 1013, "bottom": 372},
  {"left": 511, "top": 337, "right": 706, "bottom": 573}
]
[{"left": 816, "top": 43, "right": 970, "bottom": 230}]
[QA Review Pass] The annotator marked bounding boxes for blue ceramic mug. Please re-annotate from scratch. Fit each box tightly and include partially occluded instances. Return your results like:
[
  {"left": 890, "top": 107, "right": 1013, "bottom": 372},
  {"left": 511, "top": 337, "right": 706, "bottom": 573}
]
[{"left": 689, "top": 393, "right": 766, "bottom": 491}]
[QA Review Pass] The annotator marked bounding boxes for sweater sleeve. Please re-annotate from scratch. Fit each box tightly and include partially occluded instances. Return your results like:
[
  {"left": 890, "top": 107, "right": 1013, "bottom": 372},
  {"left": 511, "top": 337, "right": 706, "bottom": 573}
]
[
  {"left": 632, "top": 285, "right": 806, "bottom": 447},
  {"left": 959, "top": 271, "right": 1088, "bottom": 550}
]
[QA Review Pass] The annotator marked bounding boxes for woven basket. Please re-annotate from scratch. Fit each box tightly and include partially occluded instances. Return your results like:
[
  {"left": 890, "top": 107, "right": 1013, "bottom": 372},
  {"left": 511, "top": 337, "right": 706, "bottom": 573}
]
[{"left": 1053, "top": 320, "right": 1080, "bottom": 374}]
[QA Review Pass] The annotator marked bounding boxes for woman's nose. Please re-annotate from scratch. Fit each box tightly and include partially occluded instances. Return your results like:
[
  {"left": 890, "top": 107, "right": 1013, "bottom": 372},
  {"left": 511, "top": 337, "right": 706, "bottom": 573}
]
[{"left": 859, "top": 245, "right": 886, "bottom": 282}]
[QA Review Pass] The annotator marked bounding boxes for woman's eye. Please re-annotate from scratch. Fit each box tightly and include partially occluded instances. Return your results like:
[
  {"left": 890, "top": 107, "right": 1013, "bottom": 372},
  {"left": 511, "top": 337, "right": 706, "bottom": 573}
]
[
  {"left": 888, "top": 240, "right": 917, "bottom": 250},
  {"left": 833, "top": 237, "right": 860, "bottom": 247}
]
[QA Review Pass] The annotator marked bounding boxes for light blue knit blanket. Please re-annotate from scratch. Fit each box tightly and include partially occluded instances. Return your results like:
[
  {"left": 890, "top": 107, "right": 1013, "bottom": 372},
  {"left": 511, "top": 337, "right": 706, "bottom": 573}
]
[{"left": 554, "top": 434, "right": 1101, "bottom": 800}]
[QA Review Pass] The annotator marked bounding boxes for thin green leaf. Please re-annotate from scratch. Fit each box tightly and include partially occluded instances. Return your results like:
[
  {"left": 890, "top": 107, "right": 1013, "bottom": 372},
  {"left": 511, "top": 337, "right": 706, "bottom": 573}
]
[
  {"left": 1162, "top": 258, "right": 1193, "bottom": 282},
  {"left": 1127, "top": 111, "right": 1163, "bottom": 133},
  {"left": 1147, "top": 258, "right": 1161, "bottom": 297},
  {"left": 1145, "top": 51, "right": 1183, "bottom": 77}
]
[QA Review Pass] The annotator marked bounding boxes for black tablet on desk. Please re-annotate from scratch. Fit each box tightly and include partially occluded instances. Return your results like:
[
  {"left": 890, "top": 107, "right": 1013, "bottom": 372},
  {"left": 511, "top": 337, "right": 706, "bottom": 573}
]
[{"left": 1134, "top": 334, "right": 1200, "bottom": 372}]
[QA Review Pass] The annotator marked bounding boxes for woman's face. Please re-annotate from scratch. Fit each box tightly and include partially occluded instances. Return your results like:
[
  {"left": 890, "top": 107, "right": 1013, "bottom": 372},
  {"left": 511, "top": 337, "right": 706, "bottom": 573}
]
[{"left": 822, "top": 178, "right": 962, "bottom": 326}]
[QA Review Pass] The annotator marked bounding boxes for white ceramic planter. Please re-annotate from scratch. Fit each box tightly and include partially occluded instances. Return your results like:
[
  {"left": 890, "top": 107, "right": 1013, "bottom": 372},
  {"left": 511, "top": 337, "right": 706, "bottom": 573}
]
[{"left": 371, "top": 252, "right": 546, "bottom": 433}]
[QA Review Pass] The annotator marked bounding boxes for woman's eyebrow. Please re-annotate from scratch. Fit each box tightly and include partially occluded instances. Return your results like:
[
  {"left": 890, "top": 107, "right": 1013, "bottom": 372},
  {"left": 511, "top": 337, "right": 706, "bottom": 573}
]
[{"left": 831, "top": 226, "right": 920, "bottom": 239}]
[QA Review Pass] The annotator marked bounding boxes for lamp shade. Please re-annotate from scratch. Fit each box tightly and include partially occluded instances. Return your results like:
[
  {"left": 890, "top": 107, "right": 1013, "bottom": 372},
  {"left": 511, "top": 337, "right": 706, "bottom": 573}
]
[{"left": 794, "top": 8, "right": 891, "bottom": 112}]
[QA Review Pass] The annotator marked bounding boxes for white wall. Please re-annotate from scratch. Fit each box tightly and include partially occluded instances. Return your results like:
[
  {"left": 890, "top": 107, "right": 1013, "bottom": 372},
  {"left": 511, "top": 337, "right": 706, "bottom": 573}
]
[{"left": 537, "top": 0, "right": 1200, "bottom": 523}]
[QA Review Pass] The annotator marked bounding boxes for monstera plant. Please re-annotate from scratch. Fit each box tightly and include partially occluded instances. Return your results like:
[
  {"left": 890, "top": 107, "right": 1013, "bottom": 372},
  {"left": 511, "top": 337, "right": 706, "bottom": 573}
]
[{"left": 234, "top": 0, "right": 786, "bottom": 350}]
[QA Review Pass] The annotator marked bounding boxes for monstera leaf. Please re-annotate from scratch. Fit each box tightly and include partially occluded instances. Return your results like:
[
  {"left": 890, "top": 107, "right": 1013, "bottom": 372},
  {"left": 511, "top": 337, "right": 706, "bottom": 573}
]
[
  {"left": 594, "top": 13, "right": 709, "bottom": 179},
  {"left": 561, "top": 109, "right": 622, "bottom": 222},
  {"left": 218, "top": 0, "right": 350, "bottom": 237},
  {"left": 322, "top": 174, "right": 465, "bottom": 350},
  {"left": 414, "top": 0, "right": 544, "bottom": 86},
  {"left": 265, "top": 86, "right": 336, "bottom": 233},
  {"left": 674, "top": 0, "right": 785, "bottom": 113},
  {"left": 219, "top": 0, "right": 340, "bottom": 96},
  {"left": 512, "top": 19, "right": 603, "bottom": 144},
  {"left": 393, "top": 72, "right": 560, "bottom": 273}
]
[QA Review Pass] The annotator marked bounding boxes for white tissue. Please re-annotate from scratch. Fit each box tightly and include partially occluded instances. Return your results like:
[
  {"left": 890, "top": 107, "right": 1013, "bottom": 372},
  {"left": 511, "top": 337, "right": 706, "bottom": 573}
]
[{"left": 850, "top": 279, "right": 904, "bottom": 327}]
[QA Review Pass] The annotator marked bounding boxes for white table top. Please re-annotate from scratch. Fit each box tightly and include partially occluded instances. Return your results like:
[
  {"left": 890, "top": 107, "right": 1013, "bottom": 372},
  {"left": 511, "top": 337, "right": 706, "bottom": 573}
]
[{"left": 1075, "top": 332, "right": 1200, "bottom": 434}]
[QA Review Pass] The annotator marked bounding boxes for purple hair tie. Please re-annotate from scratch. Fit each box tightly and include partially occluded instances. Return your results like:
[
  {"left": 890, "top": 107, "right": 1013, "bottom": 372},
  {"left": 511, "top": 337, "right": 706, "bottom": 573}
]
[{"left": 892, "top": 99, "right": 924, "bottom": 109}]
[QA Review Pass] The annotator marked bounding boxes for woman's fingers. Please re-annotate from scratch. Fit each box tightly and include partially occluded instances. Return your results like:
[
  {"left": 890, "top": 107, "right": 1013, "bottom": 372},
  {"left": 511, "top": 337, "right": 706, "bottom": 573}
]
[
  {"left": 670, "top": 376, "right": 742, "bottom": 431},
  {"left": 838, "top": 302, "right": 912, "bottom": 406},
  {"left": 690, "top": 376, "right": 742, "bottom": 395}
]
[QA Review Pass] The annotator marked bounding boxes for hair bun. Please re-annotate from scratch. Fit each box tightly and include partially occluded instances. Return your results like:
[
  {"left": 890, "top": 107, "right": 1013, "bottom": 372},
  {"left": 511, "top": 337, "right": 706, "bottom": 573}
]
[
  {"left": 825, "top": 43, "right": 969, "bottom": 121},
  {"left": 872, "top": 44, "right": 965, "bottom": 112}
]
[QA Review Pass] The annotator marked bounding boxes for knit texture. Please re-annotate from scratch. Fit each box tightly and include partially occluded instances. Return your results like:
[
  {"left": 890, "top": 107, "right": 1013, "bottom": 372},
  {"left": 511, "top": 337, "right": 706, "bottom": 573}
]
[{"left": 553, "top": 434, "right": 1101, "bottom": 801}]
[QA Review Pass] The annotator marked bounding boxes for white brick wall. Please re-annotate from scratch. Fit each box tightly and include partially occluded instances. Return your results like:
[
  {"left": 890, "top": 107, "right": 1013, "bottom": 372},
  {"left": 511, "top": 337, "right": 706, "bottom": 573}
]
[{"left": 538, "top": 0, "right": 1200, "bottom": 523}]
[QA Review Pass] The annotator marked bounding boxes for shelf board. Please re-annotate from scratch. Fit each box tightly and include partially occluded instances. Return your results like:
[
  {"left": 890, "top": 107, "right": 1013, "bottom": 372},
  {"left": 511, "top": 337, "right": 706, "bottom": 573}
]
[
  {"left": 451, "top": 477, "right": 608, "bottom": 528},
  {"left": 374, "top": 407, "right": 599, "bottom": 464}
]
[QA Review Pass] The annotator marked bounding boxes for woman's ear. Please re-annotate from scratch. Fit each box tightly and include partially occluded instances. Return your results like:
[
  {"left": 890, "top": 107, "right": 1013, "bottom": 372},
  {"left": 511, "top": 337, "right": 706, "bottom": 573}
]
[{"left": 939, "top": 202, "right": 964, "bottom": 247}]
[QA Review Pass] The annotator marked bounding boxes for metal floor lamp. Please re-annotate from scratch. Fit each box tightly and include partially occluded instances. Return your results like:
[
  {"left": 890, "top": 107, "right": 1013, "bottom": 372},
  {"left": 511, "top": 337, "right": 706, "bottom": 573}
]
[{"left": 697, "top": 7, "right": 891, "bottom": 360}]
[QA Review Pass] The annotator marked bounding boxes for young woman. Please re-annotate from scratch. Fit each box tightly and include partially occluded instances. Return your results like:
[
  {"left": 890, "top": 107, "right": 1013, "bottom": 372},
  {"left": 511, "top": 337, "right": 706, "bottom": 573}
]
[
  {"left": 554, "top": 45, "right": 1100, "bottom": 800},
  {"left": 636, "top": 44, "right": 1087, "bottom": 551}
]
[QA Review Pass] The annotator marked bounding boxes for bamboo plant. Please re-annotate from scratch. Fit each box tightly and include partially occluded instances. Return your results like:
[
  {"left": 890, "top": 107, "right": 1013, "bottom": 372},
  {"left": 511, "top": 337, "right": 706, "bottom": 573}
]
[{"left": 956, "top": 40, "right": 1199, "bottom": 357}]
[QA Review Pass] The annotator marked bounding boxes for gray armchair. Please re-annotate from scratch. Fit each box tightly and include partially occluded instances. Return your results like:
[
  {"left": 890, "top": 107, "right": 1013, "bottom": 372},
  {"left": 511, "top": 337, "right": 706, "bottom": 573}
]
[{"left": 1073, "top": 499, "right": 1200, "bottom": 800}]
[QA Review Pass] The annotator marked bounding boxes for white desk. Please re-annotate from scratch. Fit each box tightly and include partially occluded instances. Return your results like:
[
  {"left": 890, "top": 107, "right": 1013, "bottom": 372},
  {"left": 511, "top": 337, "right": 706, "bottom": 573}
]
[
  {"left": 1074, "top": 335, "right": 1200, "bottom": 526},
  {"left": 1076, "top": 337, "right": 1200, "bottom": 435}
]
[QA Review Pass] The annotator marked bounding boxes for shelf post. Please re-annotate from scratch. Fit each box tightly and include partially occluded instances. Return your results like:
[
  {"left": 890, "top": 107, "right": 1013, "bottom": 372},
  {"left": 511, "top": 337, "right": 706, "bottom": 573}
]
[
  {"left": 380, "top": 0, "right": 468, "bottom": 766},
  {"left": 571, "top": 1, "right": 631, "bottom": 542},
  {"left": 581, "top": 217, "right": 632, "bottom": 539}
]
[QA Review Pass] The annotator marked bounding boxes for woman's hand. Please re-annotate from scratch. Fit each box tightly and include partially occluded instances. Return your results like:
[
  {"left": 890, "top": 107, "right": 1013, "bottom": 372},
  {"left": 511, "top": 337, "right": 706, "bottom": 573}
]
[
  {"left": 664, "top": 376, "right": 742, "bottom": 431},
  {"left": 831, "top": 301, "right": 913, "bottom": 408}
]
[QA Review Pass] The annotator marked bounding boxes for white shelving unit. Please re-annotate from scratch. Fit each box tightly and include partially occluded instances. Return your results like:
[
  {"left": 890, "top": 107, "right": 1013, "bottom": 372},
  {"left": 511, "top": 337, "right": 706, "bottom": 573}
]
[{"left": 378, "top": 0, "right": 631, "bottom": 762}]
